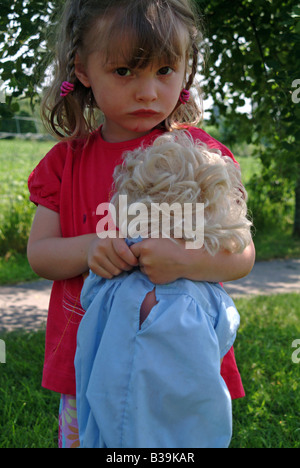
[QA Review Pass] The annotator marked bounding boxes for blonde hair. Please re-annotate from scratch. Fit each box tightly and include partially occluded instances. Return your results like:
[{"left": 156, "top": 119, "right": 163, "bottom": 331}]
[
  {"left": 41, "top": 0, "right": 204, "bottom": 140},
  {"left": 111, "top": 131, "right": 252, "bottom": 255}
]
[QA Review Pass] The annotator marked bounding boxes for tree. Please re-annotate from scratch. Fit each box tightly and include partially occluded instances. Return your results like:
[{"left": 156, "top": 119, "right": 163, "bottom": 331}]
[
  {"left": 0, "top": 0, "right": 62, "bottom": 117},
  {"left": 1, "top": 0, "right": 300, "bottom": 236},
  {"left": 196, "top": 0, "right": 300, "bottom": 236}
]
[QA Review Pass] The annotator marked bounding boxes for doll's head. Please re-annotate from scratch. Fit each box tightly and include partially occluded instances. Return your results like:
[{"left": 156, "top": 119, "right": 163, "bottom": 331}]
[
  {"left": 42, "top": 0, "right": 204, "bottom": 140},
  {"left": 111, "top": 130, "right": 252, "bottom": 255}
]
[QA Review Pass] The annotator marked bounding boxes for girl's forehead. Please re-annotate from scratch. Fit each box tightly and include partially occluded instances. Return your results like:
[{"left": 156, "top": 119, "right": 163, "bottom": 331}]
[{"left": 83, "top": 12, "right": 190, "bottom": 68}]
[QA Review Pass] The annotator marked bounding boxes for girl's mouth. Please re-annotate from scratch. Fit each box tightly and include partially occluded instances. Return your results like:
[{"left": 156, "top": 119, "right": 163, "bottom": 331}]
[{"left": 130, "top": 109, "right": 159, "bottom": 117}]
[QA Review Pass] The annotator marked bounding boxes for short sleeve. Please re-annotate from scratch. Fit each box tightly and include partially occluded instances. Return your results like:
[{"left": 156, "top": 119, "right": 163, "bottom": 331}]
[
  {"left": 187, "top": 126, "right": 245, "bottom": 194},
  {"left": 187, "top": 126, "right": 238, "bottom": 164},
  {"left": 28, "top": 142, "right": 67, "bottom": 213}
]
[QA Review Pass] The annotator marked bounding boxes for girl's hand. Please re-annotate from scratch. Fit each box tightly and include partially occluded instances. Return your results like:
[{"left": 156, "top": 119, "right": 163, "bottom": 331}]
[
  {"left": 87, "top": 235, "right": 139, "bottom": 279},
  {"left": 130, "top": 238, "right": 186, "bottom": 284}
]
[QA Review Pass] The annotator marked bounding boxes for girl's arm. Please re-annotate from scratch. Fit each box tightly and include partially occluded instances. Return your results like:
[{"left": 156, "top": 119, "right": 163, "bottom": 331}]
[
  {"left": 130, "top": 238, "right": 256, "bottom": 285},
  {"left": 27, "top": 205, "right": 138, "bottom": 281}
]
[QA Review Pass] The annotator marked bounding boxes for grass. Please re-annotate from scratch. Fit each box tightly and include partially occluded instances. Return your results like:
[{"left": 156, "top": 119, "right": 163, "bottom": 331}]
[
  {"left": 0, "top": 139, "right": 54, "bottom": 212},
  {"left": 253, "top": 229, "right": 300, "bottom": 261},
  {"left": 0, "top": 253, "right": 39, "bottom": 285},
  {"left": 0, "top": 138, "right": 54, "bottom": 169},
  {"left": 0, "top": 139, "right": 54, "bottom": 284},
  {"left": 0, "top": 330, "right": 60, "bottom": 448},
  {"left": 231, "top": 294, "right": 300, "bottom": 448},
  {"left": 0, "top": 139, "right": 54, "bottom": 248},
  {"left": 0, "top": 293, "right": 299, "bottom": 448}
]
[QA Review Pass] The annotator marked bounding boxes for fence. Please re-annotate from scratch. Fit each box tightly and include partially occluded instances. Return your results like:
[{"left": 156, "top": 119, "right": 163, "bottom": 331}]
[{"left": 0, "top": 116, "right": 50, "bottom": 140}]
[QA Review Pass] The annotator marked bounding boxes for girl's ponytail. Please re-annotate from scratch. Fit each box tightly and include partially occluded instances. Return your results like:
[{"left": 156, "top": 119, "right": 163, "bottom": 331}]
[
  {"left": 186, "top": 43, "right": 200, "bottom": 92},
  {"left": 41, "top": 0, "right": 98, "bottom": 140},
  {"left": 166, "top": 41, "right": 203, "bottom": 131}
]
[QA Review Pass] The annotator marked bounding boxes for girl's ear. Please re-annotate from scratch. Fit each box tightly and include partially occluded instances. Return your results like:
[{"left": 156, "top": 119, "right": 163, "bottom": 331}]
[{"left": 74, "top": 53, "right": 91, "bottom": 88}]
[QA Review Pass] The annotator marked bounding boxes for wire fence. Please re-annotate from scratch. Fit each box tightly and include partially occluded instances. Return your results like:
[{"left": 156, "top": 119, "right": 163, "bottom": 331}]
[{"left": 0, "top": 116, "right": 52, "bottom": 140}]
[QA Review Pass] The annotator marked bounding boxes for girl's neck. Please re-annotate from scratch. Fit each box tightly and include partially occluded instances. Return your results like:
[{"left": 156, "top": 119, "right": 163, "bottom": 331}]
[{"left": 101, "top": 121, "right": 154, "bottom": 143}]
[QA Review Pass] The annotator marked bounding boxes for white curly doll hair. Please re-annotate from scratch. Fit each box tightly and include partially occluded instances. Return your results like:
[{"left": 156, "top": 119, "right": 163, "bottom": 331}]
[{"left": 111, "top": 130, "right": 252, "bottom": 255}]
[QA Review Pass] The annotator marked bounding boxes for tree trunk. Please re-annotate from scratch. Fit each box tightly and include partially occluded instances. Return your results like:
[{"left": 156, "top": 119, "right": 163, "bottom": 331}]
[{"left": 293, "top": 174, "right": 300, "bottom": 238}]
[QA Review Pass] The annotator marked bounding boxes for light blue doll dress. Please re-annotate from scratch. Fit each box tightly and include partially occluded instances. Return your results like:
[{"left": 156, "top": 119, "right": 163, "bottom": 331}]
[{"left": 75, "top": 242, "right": 240, "bottom": 448}]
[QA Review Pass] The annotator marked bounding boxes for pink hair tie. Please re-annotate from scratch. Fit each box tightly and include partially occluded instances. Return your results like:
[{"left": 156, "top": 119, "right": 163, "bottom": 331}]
[
  {"left": 179, "top": 89, "right": 190, "bottom": 105},
  {"left": 60, "top": 81, "right": 75, "bottom": 97}
]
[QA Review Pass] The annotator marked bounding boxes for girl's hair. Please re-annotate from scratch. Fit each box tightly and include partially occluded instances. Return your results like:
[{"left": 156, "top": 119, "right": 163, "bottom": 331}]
[
  {"left": 42, "top": 0, "right": 204, "bottom": 140},
  {"left": 111, "top": 130, "right": 253, "bottom": 255}
]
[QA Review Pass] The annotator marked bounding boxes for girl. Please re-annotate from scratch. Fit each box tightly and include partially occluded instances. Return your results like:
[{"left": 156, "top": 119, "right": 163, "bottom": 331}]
[
  {"left": 27, "top": 0, "right": 255, "bottom": 448},
  {"left": 75, "top": 131, "right": 252, "bottom": 448}
]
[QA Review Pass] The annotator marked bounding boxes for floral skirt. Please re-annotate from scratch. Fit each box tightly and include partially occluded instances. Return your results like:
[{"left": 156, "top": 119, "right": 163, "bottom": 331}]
[{"left": 58, "top": 394, "right": 80, "bottom": 448}]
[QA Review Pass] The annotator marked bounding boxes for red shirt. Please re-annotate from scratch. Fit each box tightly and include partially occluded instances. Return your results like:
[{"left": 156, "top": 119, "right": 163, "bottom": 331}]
[{"left": 28, "top": 126, "right": 245, "bottom": 398}]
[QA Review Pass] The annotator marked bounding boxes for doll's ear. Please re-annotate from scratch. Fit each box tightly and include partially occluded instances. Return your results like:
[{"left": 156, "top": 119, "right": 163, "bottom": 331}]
[{"left": 74, "top": 53, "right": 91, "bottom": 88}]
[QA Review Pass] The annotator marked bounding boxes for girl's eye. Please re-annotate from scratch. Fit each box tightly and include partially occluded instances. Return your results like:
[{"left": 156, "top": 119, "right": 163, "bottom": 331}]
[
  {"left": 157, "top": 66, "right": 173, "bottom": 76},
  {"left": 115, "top": 67, "right": 132, "bottom": 77}
]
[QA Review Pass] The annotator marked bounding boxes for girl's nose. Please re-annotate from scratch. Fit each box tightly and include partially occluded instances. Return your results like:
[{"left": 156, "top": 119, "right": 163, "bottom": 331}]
[{"left": 135, "top": 78, "right": 158, "bottom": 103}]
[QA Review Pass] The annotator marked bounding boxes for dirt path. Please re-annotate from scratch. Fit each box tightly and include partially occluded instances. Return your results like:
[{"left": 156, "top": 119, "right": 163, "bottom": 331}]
[
  {"left": 0, "top": 259, "right": 299, "bottom": 333},
  {"left": 224, "top": 258, "right": 300, "bottom": 297}
]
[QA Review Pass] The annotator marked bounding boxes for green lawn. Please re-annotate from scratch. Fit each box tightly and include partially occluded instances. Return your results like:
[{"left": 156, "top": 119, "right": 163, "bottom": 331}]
[
  {"left": 0, "top": 330, "right": 60, "bottom": 448},
  {"left": 0, "top": 253, "right": 39, "bottom": 284},
  {"left": 0, "top": 293, "right": 299, "bottom": 448},
  {"left": 0, "top": 139, "right": 54, "bottom": 283},
  {"left": 231, "top": 294, "right": 300, "bottom": 448},
  {"left": 0, "top": 139, "right": 54, "bottom": 263},
  {"left": 0, "top": 139, "right": 54, "bottom": 207}
]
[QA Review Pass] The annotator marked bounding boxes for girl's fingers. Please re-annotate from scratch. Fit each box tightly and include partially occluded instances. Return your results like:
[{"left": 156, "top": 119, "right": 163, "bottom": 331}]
[
  {"left": 112, "top": 238, "right": 139, "bottom": 267},
  {"left": 88, "top": 237, "right": 138, "bottom": 279},
  {"left": 90, "top": 256, "right": 122, "bottom": 279}
]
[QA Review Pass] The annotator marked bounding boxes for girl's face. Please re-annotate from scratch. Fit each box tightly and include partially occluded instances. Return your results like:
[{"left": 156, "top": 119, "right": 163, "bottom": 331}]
[{"left": 75, "top": 38, "right": 187, "bottom": 142}]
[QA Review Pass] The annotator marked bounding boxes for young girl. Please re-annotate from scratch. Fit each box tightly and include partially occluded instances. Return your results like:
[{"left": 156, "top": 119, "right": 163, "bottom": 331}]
[
  {"left": 75, "top": 131, "right": 252, "bottom": 448},
  {"left": 27, "top": 0, "right": 255, "bottom": 448}
]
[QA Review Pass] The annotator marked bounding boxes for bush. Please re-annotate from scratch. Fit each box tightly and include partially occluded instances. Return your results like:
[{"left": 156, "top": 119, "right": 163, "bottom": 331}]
[
  {"left": 247, "top": 170, "right": 295, "bottom": 234},
  {"left": 0, "top": 182, "right": 36, "bottom": 255}
]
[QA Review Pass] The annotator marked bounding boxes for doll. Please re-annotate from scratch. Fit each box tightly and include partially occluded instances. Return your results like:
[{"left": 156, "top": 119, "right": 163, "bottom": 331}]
[{"left": 75, "top": 130, "right": 252, "bottom": 448}]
